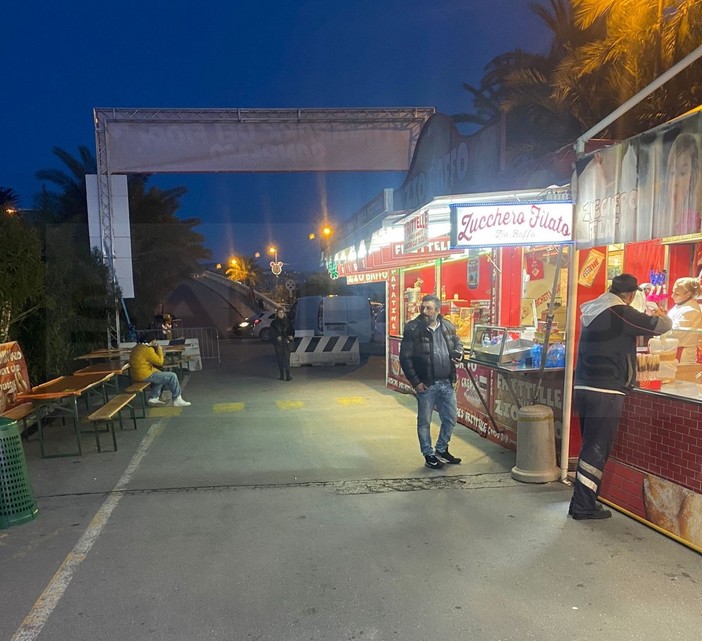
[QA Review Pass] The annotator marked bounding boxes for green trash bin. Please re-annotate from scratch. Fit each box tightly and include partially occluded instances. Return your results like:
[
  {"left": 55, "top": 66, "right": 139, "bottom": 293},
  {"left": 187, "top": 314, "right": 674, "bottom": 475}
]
[{"left": 0, "top": 417, "right": 38, "bottom": 529}]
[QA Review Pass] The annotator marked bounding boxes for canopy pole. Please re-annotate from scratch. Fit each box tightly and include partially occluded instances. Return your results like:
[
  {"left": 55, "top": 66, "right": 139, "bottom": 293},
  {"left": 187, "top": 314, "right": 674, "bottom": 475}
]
[
  {"left": 561, "top": 242, "right": 579, "bottom": 482},
  {"left": 532, "top": 244, "right": 565, "bottom": 405}
]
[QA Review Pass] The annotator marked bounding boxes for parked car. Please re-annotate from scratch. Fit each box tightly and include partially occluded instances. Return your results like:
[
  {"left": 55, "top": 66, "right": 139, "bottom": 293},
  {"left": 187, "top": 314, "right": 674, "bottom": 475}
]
[
  {"left": 229, "top": 313, "right": 264, "bottom": 338},
  {"left": 252, "top": 311, "right": 277, "bottom": 342}
]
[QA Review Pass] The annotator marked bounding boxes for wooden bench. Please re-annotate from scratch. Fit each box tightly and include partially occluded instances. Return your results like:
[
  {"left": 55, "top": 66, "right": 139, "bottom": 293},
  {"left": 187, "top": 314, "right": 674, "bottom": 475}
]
[
  {"left": 124, "top": 381, "right": 151, "bottom": 418},
  {"left": 86, "top": 393, "right": 136, "bottom": 452},
  {"left": 1, "top": 402, "right": 37, "bottom": 438}
]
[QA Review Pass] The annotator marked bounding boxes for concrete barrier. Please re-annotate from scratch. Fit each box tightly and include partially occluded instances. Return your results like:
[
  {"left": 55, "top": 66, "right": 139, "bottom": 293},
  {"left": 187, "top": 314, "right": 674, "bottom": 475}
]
[{"left": 290, "top": 336, "right": 360, "bottom": 367}]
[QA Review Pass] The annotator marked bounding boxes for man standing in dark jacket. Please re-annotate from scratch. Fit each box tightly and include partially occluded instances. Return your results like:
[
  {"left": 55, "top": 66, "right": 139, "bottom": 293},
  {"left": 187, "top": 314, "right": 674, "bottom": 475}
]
[
  {"left": 400, "top": 294, "right": 465, "bottom": 469},
  {"left": 570, "top": 273, "right": 671, "bottom": 520}
]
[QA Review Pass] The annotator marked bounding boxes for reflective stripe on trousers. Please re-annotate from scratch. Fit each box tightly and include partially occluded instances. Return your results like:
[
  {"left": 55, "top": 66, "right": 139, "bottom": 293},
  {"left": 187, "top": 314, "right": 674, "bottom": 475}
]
[{"left": 570, "top": 388, "right": 624, "bottom": 515}]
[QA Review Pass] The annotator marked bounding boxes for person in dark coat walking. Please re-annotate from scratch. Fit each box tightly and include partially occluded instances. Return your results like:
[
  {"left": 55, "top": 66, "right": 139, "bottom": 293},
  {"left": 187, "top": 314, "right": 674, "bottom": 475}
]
[
  {"left": 270, "top": 307, "right": 295, "bottom": 381},
  {"left": 399, "top": 294, "right": 464, "bottom": 469}
]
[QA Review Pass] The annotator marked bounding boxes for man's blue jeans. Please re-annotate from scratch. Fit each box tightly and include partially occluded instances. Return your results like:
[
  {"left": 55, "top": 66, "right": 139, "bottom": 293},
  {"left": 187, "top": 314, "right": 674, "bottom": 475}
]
[
  {"left": 145, "top": 370, "right": 182, "bottom": 400},
  {"left": 416, "top": 379, "right": 457, "bottom": 456}
]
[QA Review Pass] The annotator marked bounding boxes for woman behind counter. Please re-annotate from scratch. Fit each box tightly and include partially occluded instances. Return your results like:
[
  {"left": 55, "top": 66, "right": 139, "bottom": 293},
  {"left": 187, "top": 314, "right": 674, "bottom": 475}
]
[
  {"left": 271, "top": 307, "right": 295, "bottom": 381},
  {"left": 667, "top": 277, "right": 702, "bottom": 363}
]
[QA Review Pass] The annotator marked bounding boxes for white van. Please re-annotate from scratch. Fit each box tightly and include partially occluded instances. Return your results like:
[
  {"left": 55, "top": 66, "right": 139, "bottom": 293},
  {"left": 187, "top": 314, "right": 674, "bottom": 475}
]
[{"left": 290, "top": 295, "right": 373, "bottom": 343}]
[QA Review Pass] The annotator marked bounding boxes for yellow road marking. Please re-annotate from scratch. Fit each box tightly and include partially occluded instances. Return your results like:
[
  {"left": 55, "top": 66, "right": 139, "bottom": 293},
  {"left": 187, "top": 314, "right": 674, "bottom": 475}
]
[
  {"left": 336, "top": 397, "right": 366, "bottom": 405},
  {"left": 147, "top": 407, "right": 182, "bottom": 417},
  {"left": 213, "top": 402, "right": 245, "bottom": 413},
  {"left": 276, "top": 400, "right": 304, "bottom": 410}
]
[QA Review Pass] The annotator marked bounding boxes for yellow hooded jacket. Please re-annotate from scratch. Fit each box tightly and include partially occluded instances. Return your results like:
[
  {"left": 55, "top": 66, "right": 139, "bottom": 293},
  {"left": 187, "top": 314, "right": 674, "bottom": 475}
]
[{"left": 129, "top": 343, "right": 164, "bottom": 381}]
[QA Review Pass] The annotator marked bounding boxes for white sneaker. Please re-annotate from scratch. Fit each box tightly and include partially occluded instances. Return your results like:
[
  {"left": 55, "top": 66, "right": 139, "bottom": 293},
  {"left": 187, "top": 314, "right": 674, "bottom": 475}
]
[
  {"left": 173, "top": 396, "right": 191, "bottom": 407},
  {"left": 147, "top": 398, "right": 166, "bottom": 406}
]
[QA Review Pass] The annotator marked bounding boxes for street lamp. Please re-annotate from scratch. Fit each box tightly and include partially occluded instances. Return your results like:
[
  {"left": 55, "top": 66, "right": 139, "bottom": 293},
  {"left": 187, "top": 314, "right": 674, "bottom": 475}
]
[{"left": 269, "top": 245, "right": 283, "bottom": 277}]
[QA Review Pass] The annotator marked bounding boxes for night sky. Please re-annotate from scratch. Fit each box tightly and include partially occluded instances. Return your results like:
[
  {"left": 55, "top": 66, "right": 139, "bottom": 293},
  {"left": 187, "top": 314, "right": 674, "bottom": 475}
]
[{"left": 3, "top": 0, "right": 549, "bottom": 270}]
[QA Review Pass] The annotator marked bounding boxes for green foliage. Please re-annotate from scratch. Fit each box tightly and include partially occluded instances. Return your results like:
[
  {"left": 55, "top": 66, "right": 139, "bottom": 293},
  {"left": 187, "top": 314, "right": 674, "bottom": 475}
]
[
  {"left": 0, "top": 211, "right": 44, "bottom": 343},
  {"left": 15, "top": 227, "right": 114, "bottom": 382}
]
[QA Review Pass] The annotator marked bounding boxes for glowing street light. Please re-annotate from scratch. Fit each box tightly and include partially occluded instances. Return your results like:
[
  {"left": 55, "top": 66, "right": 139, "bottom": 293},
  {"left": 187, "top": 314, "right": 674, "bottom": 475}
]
[{"left": 268, "top": 245, "right": 283, "bottom": 277}]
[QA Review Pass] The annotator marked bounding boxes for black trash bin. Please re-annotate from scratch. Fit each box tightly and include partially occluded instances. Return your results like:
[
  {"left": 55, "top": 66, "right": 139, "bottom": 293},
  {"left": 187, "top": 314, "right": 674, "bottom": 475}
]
[{"left": 0, "top": 417, "right": 38, "bottom": 529}]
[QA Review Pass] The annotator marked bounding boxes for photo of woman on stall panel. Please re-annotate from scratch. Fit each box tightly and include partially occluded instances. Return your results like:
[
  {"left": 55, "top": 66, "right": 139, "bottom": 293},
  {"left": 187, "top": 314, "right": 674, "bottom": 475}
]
[
  {"left": 667, "top": 277, "right": 702, "bottom": 363},
  {"left": 663, "top": 133, "right": 701, "bottom": 236}
]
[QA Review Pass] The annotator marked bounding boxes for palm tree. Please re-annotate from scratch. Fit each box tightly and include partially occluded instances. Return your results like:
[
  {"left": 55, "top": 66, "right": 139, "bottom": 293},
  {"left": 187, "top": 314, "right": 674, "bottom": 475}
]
[
  {"left": 226, "top": 255, "right": 263, "bottom": 304},
  {"left": 562, "top": 0, "right": 702, "bottom": 137},
  {"left": 34, "top": 145, "right": 97, "bottom": 225},
  {"left": 0, "top": 187, "right": 20, "bottom": 214},
  {"left": 457, "top": 0, "right": 702, "bottom": 169},
  {"left": 34, "top": 147, "right": 212, "bottom": 329},
  {"left": 127, "top": 177, "right": 211, "bottom": 325},
  {"left": 457, "top": 0, "right": 603, "bottom": 168}
]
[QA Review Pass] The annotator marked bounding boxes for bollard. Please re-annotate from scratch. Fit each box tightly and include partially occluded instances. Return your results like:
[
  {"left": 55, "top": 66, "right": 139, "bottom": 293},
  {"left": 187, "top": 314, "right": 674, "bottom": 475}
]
[
  {"left": 511, "top": 404, "right": 559, "bottom": 483},
  {"left": 0, "top": 417, "right": 38, "bottom": 529}
]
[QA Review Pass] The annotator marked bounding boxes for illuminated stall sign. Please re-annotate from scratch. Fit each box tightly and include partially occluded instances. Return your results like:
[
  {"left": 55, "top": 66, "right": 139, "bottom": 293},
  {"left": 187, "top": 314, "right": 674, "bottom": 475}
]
[
  {"left": 390, "top": 235, "right": 455, "bottom": 266},
  {"left": 346, "top": 271, "right": 389, "bottom": 284},
  {"left": 403, "top": 210, "right": 429, "bottom": 253},
  {"left": 338, "top": 235, "right": 454, "bottom": 276},
  {"left": 450, "top": 202, "right": 573, "bottom": 247},
  {"left": 387, "top": 270, "right": 401, "bottom": 336}
]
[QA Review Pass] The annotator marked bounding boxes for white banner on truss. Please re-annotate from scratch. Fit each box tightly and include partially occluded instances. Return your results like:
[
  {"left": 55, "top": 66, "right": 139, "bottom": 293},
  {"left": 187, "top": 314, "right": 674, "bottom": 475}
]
[{"left": 106, "top": 121, "right": 415, "bottom": 173}]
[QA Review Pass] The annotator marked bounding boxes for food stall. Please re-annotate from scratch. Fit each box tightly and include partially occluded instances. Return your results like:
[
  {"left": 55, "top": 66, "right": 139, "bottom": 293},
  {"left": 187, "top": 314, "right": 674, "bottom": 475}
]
[
  {"left": 335, "top": 188, "right": 576, "bottom": 455},
  {"left": 573, "top": 107, "right": 702, "bottom": 552}
]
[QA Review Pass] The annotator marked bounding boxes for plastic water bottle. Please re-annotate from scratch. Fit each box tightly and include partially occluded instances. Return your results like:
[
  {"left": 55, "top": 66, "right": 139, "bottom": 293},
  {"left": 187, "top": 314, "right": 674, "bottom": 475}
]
[
  {"left": 482, "top": 334, "right": 490, "bottom": 348},
  {"left": 545, "top": 344, "right": 559, "bottom": 368},
  {"left": 545, "top": 342, "right": 566, "bottom": 368},
  {"left": 530, "top": 343, "right": 542, "bottom": 368}
]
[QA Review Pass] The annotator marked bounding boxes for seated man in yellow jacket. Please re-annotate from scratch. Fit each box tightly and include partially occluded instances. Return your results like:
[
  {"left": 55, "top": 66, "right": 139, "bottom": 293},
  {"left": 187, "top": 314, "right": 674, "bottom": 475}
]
[{"left": 129, "top": 339, "right": 191, "bottom": 407}]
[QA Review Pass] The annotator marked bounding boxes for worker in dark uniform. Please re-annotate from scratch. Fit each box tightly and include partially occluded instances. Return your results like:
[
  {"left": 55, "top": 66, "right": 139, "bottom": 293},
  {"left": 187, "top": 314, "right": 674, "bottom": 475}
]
[{"left": 570, "top": 274, "right": 671, "bottom": 520}]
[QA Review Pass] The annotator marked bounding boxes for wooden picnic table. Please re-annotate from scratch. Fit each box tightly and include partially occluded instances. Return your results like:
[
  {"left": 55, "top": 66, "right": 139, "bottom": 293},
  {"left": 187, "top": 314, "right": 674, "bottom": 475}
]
[
  {"left": 17, "top": 372, "right": 114, "bottom": 457},
  {"left": 163, "top": 345, "right": 186, "bottom": 354},
  {"left": 74, "top": 361, "right": 130, "bottom": 376},
  {"left": 74, "top": 361, "right": 130, "bottom": 397},
  {"left": 75, "top": 348, "right": 132, "bottom": 362}
]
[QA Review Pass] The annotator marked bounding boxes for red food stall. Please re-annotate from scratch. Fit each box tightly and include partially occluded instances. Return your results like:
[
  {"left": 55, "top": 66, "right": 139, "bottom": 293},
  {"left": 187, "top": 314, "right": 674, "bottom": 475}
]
[
  {"left": 336, "top": 188, "right": 576, "bottom": 456},
  {"left": 571, "top": 108, "right": 702, "bottom": 552}
]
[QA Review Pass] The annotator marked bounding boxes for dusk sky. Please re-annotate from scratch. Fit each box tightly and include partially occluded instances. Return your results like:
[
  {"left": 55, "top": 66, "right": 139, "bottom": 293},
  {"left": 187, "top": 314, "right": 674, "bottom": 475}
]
[{"left": 3, "top": 0, "right": 550, "bottom": 271}]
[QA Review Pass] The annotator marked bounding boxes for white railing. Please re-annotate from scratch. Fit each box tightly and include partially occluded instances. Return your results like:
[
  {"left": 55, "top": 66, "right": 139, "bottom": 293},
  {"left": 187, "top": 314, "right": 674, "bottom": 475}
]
[{"left": 134, "top": 327, "right": 220, "bottom": 365}]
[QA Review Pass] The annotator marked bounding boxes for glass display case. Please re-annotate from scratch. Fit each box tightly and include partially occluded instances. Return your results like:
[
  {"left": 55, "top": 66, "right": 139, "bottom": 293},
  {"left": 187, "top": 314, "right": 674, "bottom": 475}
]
[{"left": 469, "top": 325, "right": 534, "bottom": 366}]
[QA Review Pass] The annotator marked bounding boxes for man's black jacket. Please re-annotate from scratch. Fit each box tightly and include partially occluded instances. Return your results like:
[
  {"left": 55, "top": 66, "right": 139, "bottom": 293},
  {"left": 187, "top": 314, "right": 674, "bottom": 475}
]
[{"left": 399, "top": 315, "right": 463, "bottom": 388}]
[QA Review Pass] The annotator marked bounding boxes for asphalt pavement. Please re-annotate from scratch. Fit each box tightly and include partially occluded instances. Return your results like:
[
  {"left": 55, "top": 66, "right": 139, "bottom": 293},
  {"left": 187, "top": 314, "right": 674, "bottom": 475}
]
[{"left": 1, "top": 339, "right": 700, "bottom": 641}]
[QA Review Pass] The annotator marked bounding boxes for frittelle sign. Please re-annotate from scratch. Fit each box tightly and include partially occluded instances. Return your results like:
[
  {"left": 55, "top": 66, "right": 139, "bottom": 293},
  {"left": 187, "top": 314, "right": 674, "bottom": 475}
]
[{"left": 450, "top": 202, "right": 573, "bottom": 247}]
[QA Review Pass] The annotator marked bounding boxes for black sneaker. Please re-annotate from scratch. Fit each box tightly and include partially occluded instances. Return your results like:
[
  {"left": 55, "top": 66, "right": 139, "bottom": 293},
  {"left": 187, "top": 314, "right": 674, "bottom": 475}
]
[
  {"left": 424, "top": 455, "right": 444, "bottom": 469},
  {"left": 435, "top": 448, "right": 461, "bottom": 464}
]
